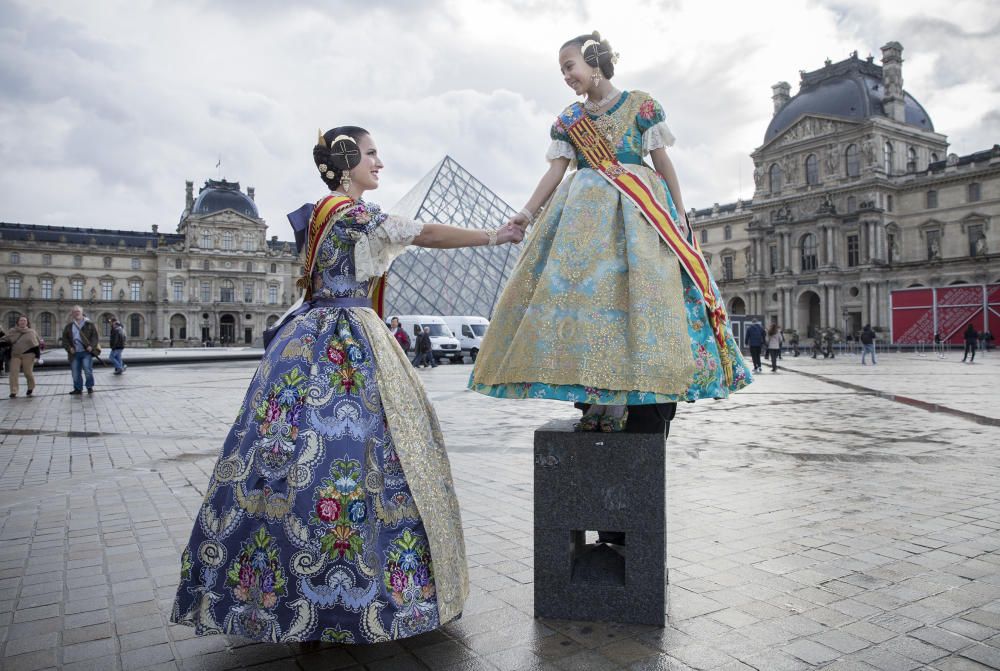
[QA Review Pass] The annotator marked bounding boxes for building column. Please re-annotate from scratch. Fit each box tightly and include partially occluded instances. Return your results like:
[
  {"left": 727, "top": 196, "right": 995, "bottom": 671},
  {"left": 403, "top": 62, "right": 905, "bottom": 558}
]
[
  {"left": 784, "top": 233, "right": 792, "bottom": 272},
  {"left": 867, "top": 222, "right": 876, "bottom": 263}
]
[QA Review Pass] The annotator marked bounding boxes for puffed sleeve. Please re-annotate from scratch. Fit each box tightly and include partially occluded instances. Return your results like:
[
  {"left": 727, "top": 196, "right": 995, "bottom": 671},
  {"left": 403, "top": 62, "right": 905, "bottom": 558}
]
[
  {"left": 546, "top": 117, "right": 576, "bottom": 162},
  {"left": 636, "top": 97, "right": 676, "bottom": 154},
  {"left": 348, "top": 215, "right": 425, "bottom": 281}
]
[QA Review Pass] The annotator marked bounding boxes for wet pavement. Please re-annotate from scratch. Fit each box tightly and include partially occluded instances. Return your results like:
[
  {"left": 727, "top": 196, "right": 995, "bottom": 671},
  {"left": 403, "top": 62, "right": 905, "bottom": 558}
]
[{"left": 0, "top": 350, "right": 999, "bottom": 670}]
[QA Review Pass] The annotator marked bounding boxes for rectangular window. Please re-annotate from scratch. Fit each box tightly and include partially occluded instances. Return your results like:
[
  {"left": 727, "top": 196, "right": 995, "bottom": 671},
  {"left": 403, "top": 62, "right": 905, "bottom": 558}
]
[
  {"left": 244, "top": 237, "right": 255, "bottom": 251},
  {"left": 847, "top": 235, "right": 859, "bottom": 267},
  {"left": 768, "top": 245, "right": 778, "bottom": 275},
  {"left": 926, "top": 229, "right": 941, "bottom": 260},
  {"left": 41, "top": 278, "right": 53, "bottom": 299},
  {"left": 200, "top": 281, "right": 212, "bottom": 303},
  {"left": 886, "top": 195, "right": 893, "bottom": 212},
  {"left": 130, "top": 281, "right": 141, "bottom": 301},
  {"left": 926, "top": 190, "right": 938, "bottom": 209},
  {"left": 268, "top": 285, "right": 278, "bottom": 305},
  {"left": 722, "top": 256, "right": 734, "bottom": 281},
  {"left": 222, "top": 232, "right": 233, "bottom": 250},
  {"left": 131, "top": 258, "right": 141, "bottom": 270},
  {"left": 7, "top": 277, "right": 21, "bottom": 299},
  {"left": 244, "top": 282, "right": 254, "bottom": 303},
  {"left": 43, "top": 254, "right": 52, "bottom": 266},
  {"left": 10, "top": 252, "right": 20, "bottom": 264},
  {"left": 202, "top": 231, "right": 211, "bottom": 248},
  {"left": 968, "top": 224, "right": 985, "bottom": 256},
  {"left": 887, "top": 233, "right": 896, "bottom": 263},
  {"left": 73, "top": 255, "right": 82, "bottom": 267},
  {"left": 72, "top": 279, "right": 84, "bottom": 300},
  {"left": 968, "top": 183, "right": 981, "bottom": 202},
  {"left": 101, "top": 280, "right": 113, "bottom": 301},
  {"left": 173, "top": 281, "right": 184, "bottom": 302}
]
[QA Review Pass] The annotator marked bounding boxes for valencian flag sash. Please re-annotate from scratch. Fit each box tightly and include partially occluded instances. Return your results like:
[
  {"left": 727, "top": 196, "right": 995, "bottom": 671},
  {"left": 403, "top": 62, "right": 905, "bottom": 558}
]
[
  {"left": 263, "top": 195, "right": 386, "bottom": 348},
  {"left": 558, "top": 102, "right": 736, "bottom": 385}
]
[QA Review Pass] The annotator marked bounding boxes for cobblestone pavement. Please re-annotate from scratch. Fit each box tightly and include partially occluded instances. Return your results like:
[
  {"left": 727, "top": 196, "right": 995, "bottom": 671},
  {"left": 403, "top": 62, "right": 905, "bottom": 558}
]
[{"left": 1, "top": 352, "right": 999, "bottom": 670}]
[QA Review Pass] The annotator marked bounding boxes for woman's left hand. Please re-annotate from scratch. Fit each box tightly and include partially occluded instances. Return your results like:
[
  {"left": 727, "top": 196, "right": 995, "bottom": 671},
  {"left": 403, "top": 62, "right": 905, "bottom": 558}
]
[{"left": 495, "top": 222, "right": 525, "bottom": 245}]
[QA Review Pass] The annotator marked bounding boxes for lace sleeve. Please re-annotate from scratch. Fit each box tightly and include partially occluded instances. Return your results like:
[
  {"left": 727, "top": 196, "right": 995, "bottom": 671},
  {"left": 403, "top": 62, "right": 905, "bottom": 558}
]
[
  {"left": 349, "top": 215, "right": 425, "bottom": 281},
  {"left": 546, "top": 139, "right": 576, "bottom": 162},
  {"left": 642, "top": 121, "right": 676, "bottom": 154}
]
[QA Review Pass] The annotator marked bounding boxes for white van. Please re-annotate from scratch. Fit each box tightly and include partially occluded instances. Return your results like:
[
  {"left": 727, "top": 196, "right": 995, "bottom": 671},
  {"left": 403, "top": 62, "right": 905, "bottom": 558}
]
[
  {"left": 386, "top": 314, "right": 463, "bottom": 363},
  {"left": 443, "top": 316, "right": 489, "bottom": 362}
]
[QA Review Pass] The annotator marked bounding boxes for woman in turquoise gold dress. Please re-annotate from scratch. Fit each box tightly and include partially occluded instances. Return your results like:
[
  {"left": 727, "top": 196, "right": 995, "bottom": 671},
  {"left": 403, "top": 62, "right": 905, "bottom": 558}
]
[{"left": 470, "top": 31, "right": 751, "bottom": 430}]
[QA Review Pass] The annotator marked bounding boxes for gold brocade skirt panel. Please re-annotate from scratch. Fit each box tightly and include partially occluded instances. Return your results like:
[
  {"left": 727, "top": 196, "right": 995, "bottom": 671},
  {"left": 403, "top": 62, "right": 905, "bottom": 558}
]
[{"left": 472, "top": 166, "right": 696, "bottom": 397}]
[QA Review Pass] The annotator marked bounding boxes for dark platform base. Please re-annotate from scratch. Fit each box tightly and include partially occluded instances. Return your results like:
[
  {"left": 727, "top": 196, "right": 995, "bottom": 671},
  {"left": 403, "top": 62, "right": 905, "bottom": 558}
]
[{"left": 534, "top": 419, "right": 667, "bottom": 626}]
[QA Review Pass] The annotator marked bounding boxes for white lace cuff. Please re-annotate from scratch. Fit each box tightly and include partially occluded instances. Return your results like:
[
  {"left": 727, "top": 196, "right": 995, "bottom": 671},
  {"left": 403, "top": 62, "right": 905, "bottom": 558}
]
[
  {"left": 546, "top": 139, "right": 576, "bottom": 162},
  {"left": 642, "top": 121, "right": 676, "bottom": 154},
  {"left": 349, "top": 215, "right": 425, "bottom": 281}
]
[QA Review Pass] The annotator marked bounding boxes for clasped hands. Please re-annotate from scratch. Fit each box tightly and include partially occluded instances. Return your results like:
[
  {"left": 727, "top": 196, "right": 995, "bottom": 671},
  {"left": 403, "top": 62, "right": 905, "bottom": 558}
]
[{"left": 494, "top": 221, "right": 525, "bottom": 245}]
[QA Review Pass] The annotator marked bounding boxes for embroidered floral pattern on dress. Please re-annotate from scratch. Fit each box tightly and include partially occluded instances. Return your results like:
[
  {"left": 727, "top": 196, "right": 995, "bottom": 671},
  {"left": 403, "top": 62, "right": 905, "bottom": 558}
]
[
  {"left": 253, "top": 368, "right": 307, "bottom": 475},
  {"left": 223, "top": 526, "right": 288, "bottom": 641},
  {"left": 384, "top": 528, "right": 438, "bottom": 636},
  {"left": 312, "top": 457, "right": 367, "bottom": 561}
]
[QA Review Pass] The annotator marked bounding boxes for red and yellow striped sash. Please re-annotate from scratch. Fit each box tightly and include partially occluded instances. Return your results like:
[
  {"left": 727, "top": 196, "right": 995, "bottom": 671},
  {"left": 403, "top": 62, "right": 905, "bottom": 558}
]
[{"left": 563, "top": 108, "right": 734, "bottom": 384}]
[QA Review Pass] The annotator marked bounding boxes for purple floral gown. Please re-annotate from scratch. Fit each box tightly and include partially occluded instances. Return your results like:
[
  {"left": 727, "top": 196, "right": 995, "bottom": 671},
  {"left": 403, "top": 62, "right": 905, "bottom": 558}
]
[{"left": 171, "top": 200, "right": 468, "bottom": 643}]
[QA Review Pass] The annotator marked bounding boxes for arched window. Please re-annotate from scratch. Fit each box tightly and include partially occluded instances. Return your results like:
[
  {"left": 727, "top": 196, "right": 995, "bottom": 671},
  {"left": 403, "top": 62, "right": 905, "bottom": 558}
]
[
  {"left": 883, "top": 141, "right": 894, "bottom": 174},
  {"left": 906, "top": 146, "right": 917, "bottom": 172},
  {"left": 220, "top": 279, "right": 235, "bottom": 302},
  {"left": 930, "top": 152, "right": 939, "bottom": 163},
  {"left": 700, "top": 229, "right": 708, "bottom": 244},
  {"left": 769, "top": 164, "right": 783, "bottom": 193},
  {"left": 724, "top": 225, "right": 732, "bottom": 241},
  {"left": 805, "top": 154, "right": 819, "bottom": 185},
  {"left": 800, "top": 233, "right": 818, "bottom": 271},
  {"left": 845, "top": 144, "right": 860, "bottom": 177},
  {"left": 39, "top": 312, "right": 54, "bottom": 338}
]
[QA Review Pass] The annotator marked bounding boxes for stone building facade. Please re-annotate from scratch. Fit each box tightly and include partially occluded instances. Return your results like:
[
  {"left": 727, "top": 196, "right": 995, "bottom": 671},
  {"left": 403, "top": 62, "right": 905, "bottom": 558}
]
[
  {"left": 692, "top": 42, "right": 1000, "bottom": 341},
  {"left": 0, "top": 179, "right": 298, "bottom": 346}
]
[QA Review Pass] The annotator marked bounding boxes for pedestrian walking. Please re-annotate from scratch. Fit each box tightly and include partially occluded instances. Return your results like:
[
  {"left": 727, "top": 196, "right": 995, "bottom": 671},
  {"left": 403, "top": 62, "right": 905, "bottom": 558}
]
[
  {"left": 934, "top": 332, "right": 944, "bottom": 358},
  {"left": 860, "top": 324, "right": 877, "bottom": 365},
  {"left": 388, "top": 316, "right": 410, "bottom": 353},
  {"left": 2, "top": 316, "right": 41, "bottom": 398},
  {"left": 109, "top": 318, "right": 127, "bottom": 374},
  {"left": 765, "top": 322, "right": 783, "bottom": 372},
  {"left": 413, "top": 326, "right": 437, "bottom": 368},
  {"left": 744, "top": 319, "right": 765, "bottom": 373},
  {"left": 61, "top": 305, "right": 100, "bottom": 394},
  {"left": 962, "top": 323, "right": 978, "bottom": 363},
  {"left": 0, "top": 325, "right": 9, "bottom": 378}
]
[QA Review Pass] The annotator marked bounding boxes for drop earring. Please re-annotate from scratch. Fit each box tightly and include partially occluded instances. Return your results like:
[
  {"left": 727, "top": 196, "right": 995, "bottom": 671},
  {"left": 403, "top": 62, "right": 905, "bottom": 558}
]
[
  {"left": 340, "top": 173, "right": 352, "bottom": 191},
  {"left": 591, "top": 68, "right": 602, "bottom": 86}
]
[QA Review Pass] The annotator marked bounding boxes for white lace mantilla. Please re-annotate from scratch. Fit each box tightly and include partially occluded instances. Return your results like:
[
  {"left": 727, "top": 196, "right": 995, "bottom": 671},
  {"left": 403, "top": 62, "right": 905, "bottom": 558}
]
[
  {"left": 545, "top": 139, "right": 577, "bottom": 163},
  {"left": 642, "top": 121, "right": 676, "bottom": 154},
  {"left": 349, "top": 215, "right": 425, "bottom": 281}
]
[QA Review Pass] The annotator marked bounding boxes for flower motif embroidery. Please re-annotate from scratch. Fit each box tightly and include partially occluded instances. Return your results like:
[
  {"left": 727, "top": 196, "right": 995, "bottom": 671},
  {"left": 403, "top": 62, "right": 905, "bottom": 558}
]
[
  {"left": 225, "top": 526, "right": 287, "bottom": 613},
  {"left": 383, "top": 528, "right": 435, "bottom": 608},
  {"left": 312, "top": 458, "right": 367, "bottom": 562},
  {"left": 638, "top": 99, "right": 658, "bottom": 121}
]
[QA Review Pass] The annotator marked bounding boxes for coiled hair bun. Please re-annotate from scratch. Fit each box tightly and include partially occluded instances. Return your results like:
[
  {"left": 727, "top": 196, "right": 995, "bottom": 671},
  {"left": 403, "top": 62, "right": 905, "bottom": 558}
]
[
  {"left": 313, "top": 125, "right": 369, "bottom": 191},
  {"left": 562, "top": 30, "right": 616, "bottom": 80}
]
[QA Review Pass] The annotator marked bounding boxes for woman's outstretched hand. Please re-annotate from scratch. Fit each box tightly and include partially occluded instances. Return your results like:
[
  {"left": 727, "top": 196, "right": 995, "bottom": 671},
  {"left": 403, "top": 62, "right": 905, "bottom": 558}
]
[
  {"left": 508, "top": 211, "right": 530, "bottom": 231},
  {"left": 495, "top": 222, "right": 525, "bottom": 245}
]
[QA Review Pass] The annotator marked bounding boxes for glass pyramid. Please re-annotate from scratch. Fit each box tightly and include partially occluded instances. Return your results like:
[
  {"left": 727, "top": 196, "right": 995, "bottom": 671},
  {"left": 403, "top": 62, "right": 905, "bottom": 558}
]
[{"left": 386, "top": 156, "right": 521, "bottom": 318}]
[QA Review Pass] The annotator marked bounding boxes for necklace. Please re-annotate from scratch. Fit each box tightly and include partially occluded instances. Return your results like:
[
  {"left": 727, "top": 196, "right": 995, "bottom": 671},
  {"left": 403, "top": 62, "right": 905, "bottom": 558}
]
[{"left": 584, "top": 89, "right": 620, "bottom": 114}]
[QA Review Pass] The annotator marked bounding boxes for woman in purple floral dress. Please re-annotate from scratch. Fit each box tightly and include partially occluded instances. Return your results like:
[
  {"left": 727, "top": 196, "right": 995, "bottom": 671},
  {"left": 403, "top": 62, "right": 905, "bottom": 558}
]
[{"left": 171, "top": 126, "right": 522, "bottom": 643}]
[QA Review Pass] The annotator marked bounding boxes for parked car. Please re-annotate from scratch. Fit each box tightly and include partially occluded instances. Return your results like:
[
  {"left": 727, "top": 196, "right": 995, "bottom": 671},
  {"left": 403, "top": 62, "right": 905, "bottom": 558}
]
[
  {"left": 385, "top": 314, "right": 462, "bottom": 364},
  {"left": 443, "top": 316, "right": 489, "bottom": 362}
]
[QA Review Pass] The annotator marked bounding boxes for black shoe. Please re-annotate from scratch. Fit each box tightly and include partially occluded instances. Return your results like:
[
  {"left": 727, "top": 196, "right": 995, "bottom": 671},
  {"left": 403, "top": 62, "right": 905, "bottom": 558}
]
[
  {"left": 86, "top": 388, "right": 93, "bottom": 394},
  {"left": 69, "top": 390, "right": 83, "bottom": 395},
  {"left": 26, "top": 389, "right": 32, "bottom": 397},
  {"left": 8, "top": 393, "right": 15, "bottom": 398}
]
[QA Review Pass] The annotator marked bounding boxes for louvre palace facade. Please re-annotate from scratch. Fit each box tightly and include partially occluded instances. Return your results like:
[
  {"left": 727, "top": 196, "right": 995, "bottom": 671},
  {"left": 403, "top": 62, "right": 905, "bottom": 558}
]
[
  {"left": 691, "top": 42, "right": 1000, "bottom": 343},
  {"left": 0, "top": 179, "right": 298, "bottom": 346}
]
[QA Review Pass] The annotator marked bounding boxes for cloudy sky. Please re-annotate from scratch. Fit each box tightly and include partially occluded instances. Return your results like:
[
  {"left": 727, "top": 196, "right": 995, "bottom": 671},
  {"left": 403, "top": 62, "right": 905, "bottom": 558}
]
[{"left": 1, "top": 0, "right": 997, "bottom": 237}]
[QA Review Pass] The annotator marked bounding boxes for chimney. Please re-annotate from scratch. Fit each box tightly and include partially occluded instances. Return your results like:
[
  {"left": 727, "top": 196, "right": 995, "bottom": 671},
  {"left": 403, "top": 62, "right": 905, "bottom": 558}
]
[
  {"left": 185, "top": 181, "right": 194, "bottom": 210},
  {"left": 771, "top": 81, "right": 791, "bottom": 116},
  {"left": 881, "top": 41, "right": 905, "bottom": 122},
  {"left": 247, "top": 186, "right": 255, "bottom": 201}
]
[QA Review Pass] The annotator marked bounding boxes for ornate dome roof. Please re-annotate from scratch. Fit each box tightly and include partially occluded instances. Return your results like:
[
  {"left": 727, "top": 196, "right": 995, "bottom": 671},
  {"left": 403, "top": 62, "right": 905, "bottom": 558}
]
[
  {"left": 764, "top": 53, "right": 933, "bottom": 144},
  {"left": 191, "top": 179, "right": 259, "bottom": 218}
]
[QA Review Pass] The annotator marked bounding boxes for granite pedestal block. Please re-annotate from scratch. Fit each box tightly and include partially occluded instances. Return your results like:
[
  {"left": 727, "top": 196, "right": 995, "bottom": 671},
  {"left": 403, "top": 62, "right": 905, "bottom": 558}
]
[{"left": 534, "top": 418, "right": 667, "bottom": 626}]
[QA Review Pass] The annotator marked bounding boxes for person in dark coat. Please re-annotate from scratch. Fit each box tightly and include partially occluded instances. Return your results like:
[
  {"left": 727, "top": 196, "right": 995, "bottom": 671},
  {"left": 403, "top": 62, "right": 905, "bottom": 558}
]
[
  {"left": 413, "top": 326, "right": 436, "bottom": 368},
  {"left": 109, "top": 318, "right": 127, "bottom": 374},
  {"left": 62, "top": 305, "right": 100, "bottom": 394},
  {"left": 962, "top": 323, "right": 979, "bottom": 363},
  {"left": 860, "top": 324, "right": 876, "bottom": 365},
  {"left": 743, "top": 319, "right": 765, "bottom": 373}
]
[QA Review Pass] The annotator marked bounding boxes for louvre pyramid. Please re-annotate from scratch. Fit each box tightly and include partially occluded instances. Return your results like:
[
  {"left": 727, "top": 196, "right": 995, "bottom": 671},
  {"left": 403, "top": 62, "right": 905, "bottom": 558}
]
[{"left": 386, "top": 156, "right": 520, "bottom": 318}]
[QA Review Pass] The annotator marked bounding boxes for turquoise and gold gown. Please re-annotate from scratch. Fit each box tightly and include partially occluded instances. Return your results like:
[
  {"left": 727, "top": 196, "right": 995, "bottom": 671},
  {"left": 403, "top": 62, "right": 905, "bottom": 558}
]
[{"left": 470, "top": 91, "right": 751, "bottom": 404}]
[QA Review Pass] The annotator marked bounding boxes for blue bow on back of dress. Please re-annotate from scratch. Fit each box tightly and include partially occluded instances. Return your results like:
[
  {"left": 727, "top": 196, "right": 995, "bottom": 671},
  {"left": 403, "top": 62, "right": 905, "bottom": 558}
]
[{"left": 287, "top": 203, "right": 315, "bottom": 254}]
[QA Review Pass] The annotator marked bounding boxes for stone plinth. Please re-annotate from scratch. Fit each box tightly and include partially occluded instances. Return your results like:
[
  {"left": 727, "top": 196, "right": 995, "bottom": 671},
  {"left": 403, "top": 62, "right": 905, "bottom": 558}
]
[{"left": 533, "top": 419, "right": 667, "bottom": 626}]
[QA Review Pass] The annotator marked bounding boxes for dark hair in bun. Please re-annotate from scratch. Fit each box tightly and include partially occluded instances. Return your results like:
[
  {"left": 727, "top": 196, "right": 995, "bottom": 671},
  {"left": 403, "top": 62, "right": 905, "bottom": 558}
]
[
  {"left": 561, "top": 31, "right": 615, "bottom": 80},
  {"left": 313, "top": 125, "right": 369, "bottom": 191}
]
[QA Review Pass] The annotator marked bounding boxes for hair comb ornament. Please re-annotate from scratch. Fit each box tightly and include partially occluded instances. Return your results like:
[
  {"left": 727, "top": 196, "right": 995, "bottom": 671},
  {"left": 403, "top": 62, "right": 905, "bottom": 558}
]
[
  {"left": 317, "top": 129, "right": 327, "bottom": 148},
  {"left": 330, "top": 134, "right": 362, "bottom": 171}
]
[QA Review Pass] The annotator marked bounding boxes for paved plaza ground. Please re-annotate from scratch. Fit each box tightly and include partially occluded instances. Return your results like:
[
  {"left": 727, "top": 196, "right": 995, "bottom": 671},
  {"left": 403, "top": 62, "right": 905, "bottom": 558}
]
[{"left": 1, "top": 349, "right": 999, "bottom": 670}]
